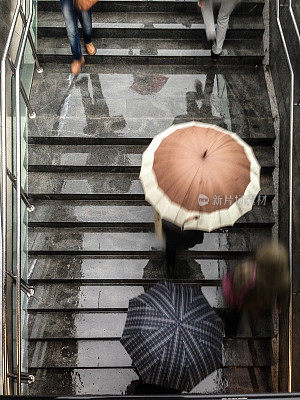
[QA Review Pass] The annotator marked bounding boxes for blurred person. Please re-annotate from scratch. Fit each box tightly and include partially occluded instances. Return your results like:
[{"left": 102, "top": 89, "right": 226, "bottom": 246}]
[
  {"left": 222, "top": 241, "right": 290, "bottom": 333},
  {"left": 60, "top": 0, "right": 96, "bottom": 75},
  {"left": 198, "top": 0, "right": 240, "bottom": 61}
]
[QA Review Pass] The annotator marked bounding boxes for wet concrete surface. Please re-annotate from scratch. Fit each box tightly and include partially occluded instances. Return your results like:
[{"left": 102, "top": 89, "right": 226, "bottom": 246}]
[
  {"left": 28, "top": 202, "right": 274, "bottom": 227},
  {"left": 28, "top": 11, "right": 276, "bottom": 394},
  {"left": 28, "top": 284, "right": 224, "bottom": 309},
  {"left": 28, "top": 367, "right": 272, "bottom": 395},
  {"left": 28, "top": 338, "right": 272, "bottom": 368},
  {"left": 28, "top": 309, "right": 277, "bottom": 339},
  {"left": 28, "top": 67, "right": 274, "bottom": 141},
  {"left": 28, "top": 171, "right": 273, "bottom": 196},
  {"left": 28, "top": 227, "right": 272, "bottom": 253},
  {"left": 27, "top": 256, "right": 237, "bottom": 280},
  {"left": 28, "top": 144, "right": 274, "bottom": 168}
]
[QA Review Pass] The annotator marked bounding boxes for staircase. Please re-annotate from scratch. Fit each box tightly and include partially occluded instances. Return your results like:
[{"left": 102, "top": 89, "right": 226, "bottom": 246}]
[{"left": 27, "top": 0, "right": 277, "bottom": 395}]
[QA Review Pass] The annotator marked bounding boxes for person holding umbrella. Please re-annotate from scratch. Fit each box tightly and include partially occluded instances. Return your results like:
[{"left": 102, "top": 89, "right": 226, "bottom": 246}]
[
  {"left": 140, "top": 121, "right": 261, "bottom": 277},
  {"left": 121, "top": 281, "right": 224, "bottom": 393}
]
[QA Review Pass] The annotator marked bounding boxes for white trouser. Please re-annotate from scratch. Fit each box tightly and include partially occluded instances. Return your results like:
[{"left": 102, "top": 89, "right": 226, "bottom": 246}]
[{"left": 201, "top": 0, "right": 240, "bottom": 54}]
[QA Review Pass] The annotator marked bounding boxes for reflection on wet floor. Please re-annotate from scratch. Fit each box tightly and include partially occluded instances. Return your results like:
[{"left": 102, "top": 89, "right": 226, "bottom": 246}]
[
  {"left": 29, "top": 69, "right": 273, "bottom": 140},
  {"left": 28, "top": 63, "right": 275, "bottom": 395},
  {"left": 28, "top": 257, "right": 229, "bottom": 280}
]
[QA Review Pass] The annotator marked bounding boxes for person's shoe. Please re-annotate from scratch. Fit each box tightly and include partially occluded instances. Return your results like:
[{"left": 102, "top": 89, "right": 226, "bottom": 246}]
[
  {"left": 211, "top": 47, "right": 220, "bottom": 62},
  {"left": 86, "top": 42, "right": 96, "bottom": 55},
  {"left": 71, "top": 56, "right": 85, "bottom": 75}
]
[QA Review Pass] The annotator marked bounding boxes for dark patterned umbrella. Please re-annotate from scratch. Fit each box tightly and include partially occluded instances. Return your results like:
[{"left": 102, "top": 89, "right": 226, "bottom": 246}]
[{"left": 121, "top": 281, "right": 224, "bottom": 392}]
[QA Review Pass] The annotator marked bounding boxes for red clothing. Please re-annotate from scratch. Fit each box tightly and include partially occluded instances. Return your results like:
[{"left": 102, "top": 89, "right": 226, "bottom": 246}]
[{"left": 222, "top": 265, "right": 256, "bottom": 310}]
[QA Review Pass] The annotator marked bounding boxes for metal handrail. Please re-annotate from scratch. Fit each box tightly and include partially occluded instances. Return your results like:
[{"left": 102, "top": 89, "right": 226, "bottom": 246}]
[
  {"left": 6, "top": 169, "right": 34, "bottom": 211},
  {"left": 289, "top": 0, "right": 300, "bottom": 44},
  {"left": 15, "top": 0, "right": 35, "bottom": 393},
  {"left": 1, "top": 0, "right": 42, "bottom": 395},
  {"left": 276, "top": 0, "right": 299, "bottom": 393}
]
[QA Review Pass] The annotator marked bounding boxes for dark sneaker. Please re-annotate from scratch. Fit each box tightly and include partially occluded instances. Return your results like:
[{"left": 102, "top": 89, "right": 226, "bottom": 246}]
[{"left": 211, "top": 47, "right": 220, "bottom": 62}]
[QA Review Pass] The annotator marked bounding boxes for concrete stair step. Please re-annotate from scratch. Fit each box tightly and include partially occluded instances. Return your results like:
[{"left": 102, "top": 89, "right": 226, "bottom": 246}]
[
  {"left": 38, "top": 0, "right": 265, "bottom": 15},
  {"left": 28, "top": 309, "right": 277, "bottom": 339},
  {"left": 37, "top": 37, "right": 264, "bottom": 65},
  {"left": 27, "top": 366, "right": 272, "bottom": 395},
  {"left": 30, "top": 61, "right": 270, "bottom": 89},
  {"left": 38, "top": 12, "right": 263, "bottom": 40},
  {"left": 28, "top": 63, "right": 274, "bottom": 146},
  {"left": 29, "top": 78, "right": 271, "bottom": 116},
  {"left": 28, "top": 170, "right": 274, "bottom": 199},
  {"left": 27, "top": 227, "right": 272, "bottom": 255},
  {"left": 28, "top": 144, "right": 275, "bottom": 173},
  {"left": 27, "top": 338, "right": 273, "bottom": 368},
  {"left": 27, "top": 282, "right": 224, "bottom": 309},
  {"left": 28, "top": 201, "right": 275, "bottom": 228},
  {"left": 25, "top": 256, "right": 260, "bottom": 281},
  {"left": 28, "top": 116, "right": 275, "bottom": 146}
]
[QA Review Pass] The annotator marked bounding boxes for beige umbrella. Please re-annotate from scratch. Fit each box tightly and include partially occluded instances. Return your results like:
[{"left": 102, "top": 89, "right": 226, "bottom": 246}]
[{"left": 140, "top": 121, "right": 261, "bottom": 232}]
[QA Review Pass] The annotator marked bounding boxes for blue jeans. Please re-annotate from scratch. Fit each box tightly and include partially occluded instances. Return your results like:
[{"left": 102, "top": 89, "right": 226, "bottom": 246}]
[{"left": 60, "top": 0, "right": 92, "bottom": 60}]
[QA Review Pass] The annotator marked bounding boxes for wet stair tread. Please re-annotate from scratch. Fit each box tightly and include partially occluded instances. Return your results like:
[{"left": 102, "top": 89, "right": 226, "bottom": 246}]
[
  {"left": 28, "top": 202, "right": 275, "bottom": 226},
  {"left": 28, "top": 0, "right": 276, "bottom": 393},
  {"left": 27, "top": 283, "right": 224, "bottom": 309},
  {"left": 38, "top": 0, "right": 265, "bottom": 16},
  {"left": 28, "top": 144, "right": 275, "bottom": 170},
  {"left": 28, "top": 116, "right": 275, "bottom": 144},
  {"left": 28, "top": 171, "right": 274, "bottom": 197},
  {"left": 29, "top": 94, "right": 272, "bottom": 121},
  {"left": 28, "top": 310, "right": 278, "bottom": 339},
  {"left": 29, "top": 63, "right": 271, "bottom": 99},
  {"left": 26, "top": 256, "right": 261, "bottom": 281},
  {"left": 27, "top": 227, "right": 272, "bottom": 253},
  {"left": 29, "top": 96, "right": 271, "bottom": 121},
  {"left": 27, "top": 367, "right": 272, "bottom": 395},
  {"left": 38, "top": 11, "right": 263, "bottom": 32},
  {"left": 37, "top": 36, "right": 263, "bottom": 59},
  {"left": 27, "top": 338, "right": 273, "bottom": 368}
]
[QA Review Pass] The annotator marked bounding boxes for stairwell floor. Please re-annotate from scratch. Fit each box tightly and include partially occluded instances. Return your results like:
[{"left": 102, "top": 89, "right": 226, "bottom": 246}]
[{"left": 27, "top": 61, "right": 276, "bottom": 395}]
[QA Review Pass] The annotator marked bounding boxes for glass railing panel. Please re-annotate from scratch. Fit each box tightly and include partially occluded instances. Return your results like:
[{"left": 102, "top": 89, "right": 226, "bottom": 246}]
[
  {"left": 11, "top": 190, "right": 29, "bottom": 394},
  {"left": 8, "top": 0, "right": 38, "bottom": 393}
]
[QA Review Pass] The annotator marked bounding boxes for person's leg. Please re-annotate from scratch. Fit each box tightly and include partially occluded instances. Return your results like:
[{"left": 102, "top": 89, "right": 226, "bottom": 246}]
[
  {"left": 60, "top": 0, "right": 82, "bottom": 60},
  {"left": 78, "top": 8, "right": 95, "bottom": 55},
  {"left": 200, "top": 0, "right": 216, "bottom": 41},
  {"left": 77, "top": 8, "right": 93, "bottom": 44},
  {"left": 212, "top": 0, "right": 240, "bottom": 54}
]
